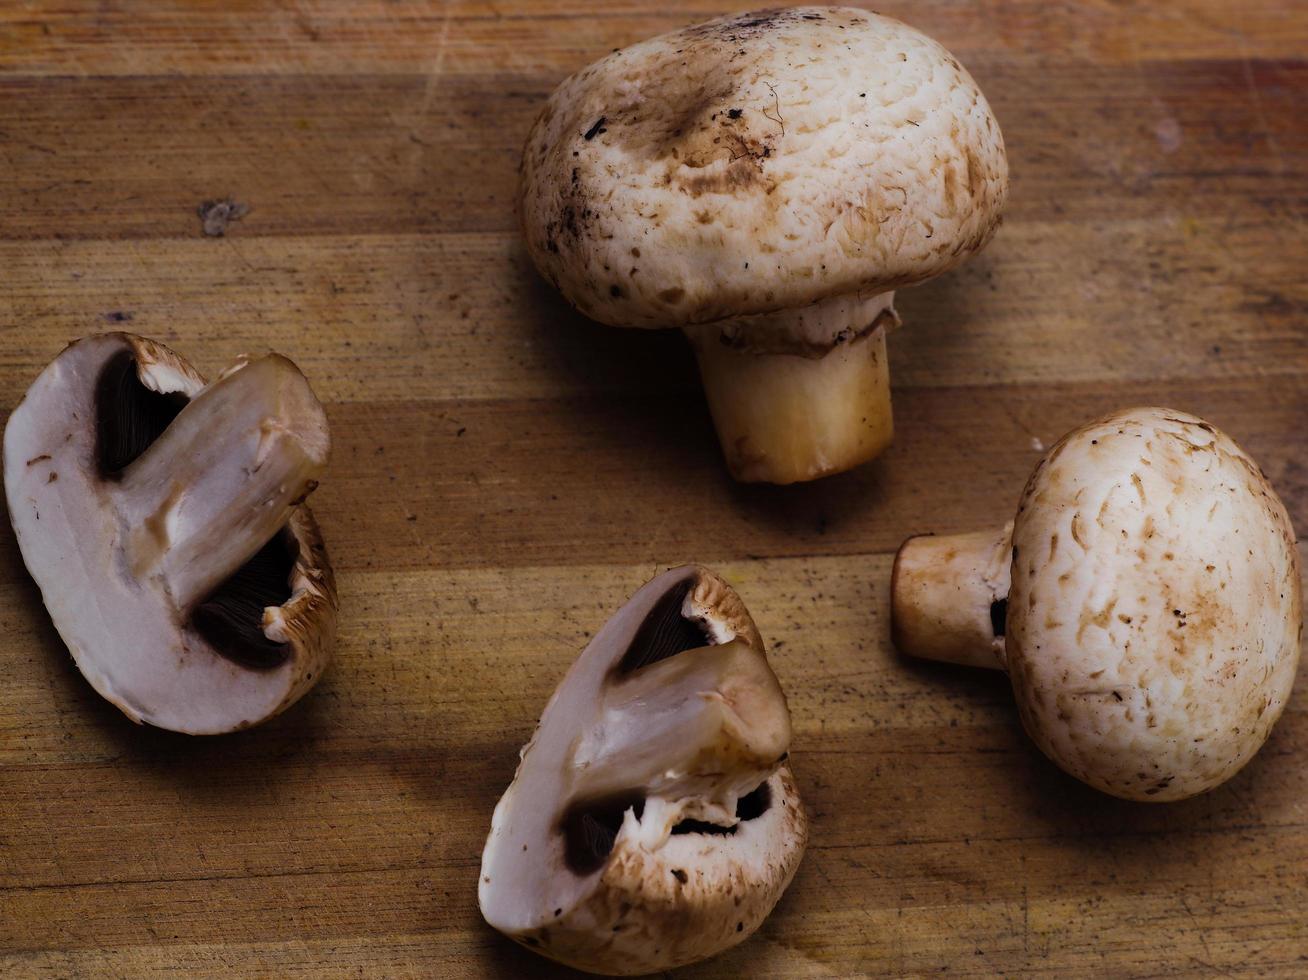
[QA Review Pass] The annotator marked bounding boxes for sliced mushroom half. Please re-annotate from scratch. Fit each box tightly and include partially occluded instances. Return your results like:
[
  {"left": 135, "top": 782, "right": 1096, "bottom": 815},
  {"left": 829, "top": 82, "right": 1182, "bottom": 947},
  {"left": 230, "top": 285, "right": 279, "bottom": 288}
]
[
  {"left": 892, "top": 408, "right": 1302, "bottom": 801},
  {"left": 479, "top": 565, "right": 806, "bottom": 975},
  {"left": 3, "top": 333, "right": 337, "bottom": 734}
]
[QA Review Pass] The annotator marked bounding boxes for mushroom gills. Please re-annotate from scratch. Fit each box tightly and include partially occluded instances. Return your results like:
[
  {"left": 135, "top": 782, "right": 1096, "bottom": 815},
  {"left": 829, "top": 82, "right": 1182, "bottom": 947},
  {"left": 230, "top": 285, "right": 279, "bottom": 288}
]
[
  {"left": 96, "top": 350, "right": 188, "bottom": 477},
  {"left": 561, "top": 780, "right": 774, "bottom": 875},
  {"left": 990, "top": 597, "right": 1008, "bottom": 638},
  {"left": 670, "top": 781, "right": 772, "bottom": 836},
  {"left": 191, "top": 529, "right": 297, "bottom": 669},
  {"left": 615, "top": 579, "right": 712, "bottom": 675},
  {"left": 96, "top": 348, "right": 300, "bottom": 670},
  {"left": 561, "top": 791, "right": 646, "bottom": 875}
]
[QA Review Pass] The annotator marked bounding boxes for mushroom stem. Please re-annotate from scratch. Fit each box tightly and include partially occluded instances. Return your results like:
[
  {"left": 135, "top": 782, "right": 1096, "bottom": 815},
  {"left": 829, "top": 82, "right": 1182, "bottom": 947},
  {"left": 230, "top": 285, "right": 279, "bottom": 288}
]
[
  {"left": 687, "top": 294, "right": 897, "bottom": 484},
  {"left": 117, "top": 354, "right": 330, "bottom": 611},
  {"left": 891, "top": 523, "right": 1013, "bottom": 670},
  {"left": 571, "top": 638, "right": 790, "bottom": 807}
]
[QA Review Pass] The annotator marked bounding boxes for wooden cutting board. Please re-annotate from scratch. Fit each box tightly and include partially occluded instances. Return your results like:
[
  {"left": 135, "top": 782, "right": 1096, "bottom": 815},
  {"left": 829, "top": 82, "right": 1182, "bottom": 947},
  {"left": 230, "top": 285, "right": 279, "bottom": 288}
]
[{"left": 2, "top": 2, "right": 1305, "bottom": 975}]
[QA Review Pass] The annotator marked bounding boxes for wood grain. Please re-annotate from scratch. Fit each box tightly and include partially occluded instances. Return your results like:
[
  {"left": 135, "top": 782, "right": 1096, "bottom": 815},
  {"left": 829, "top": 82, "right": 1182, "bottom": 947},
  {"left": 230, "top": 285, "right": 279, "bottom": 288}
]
[{"left": 1, "top": 1, "right": 1306, "bottom": 977}]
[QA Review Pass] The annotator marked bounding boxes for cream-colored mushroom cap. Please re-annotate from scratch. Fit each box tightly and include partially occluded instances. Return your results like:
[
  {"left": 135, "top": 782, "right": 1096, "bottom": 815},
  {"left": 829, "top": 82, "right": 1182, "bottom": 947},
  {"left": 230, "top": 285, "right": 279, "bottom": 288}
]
[
  {"left": 1007, "top": 408, "right": 1301, "bottom": 800},
  {"left": 479, "top": 565, "right": 806, "bottom": 975},
  {"left": 520, "top": 6, "right": 1006, "bottom": 333}
]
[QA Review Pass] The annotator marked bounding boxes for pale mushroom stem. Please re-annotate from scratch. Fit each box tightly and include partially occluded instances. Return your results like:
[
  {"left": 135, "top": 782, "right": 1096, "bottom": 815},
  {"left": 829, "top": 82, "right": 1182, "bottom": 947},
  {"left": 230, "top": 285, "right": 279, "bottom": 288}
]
[
  {"left": 687, "top": 297, "right": 896, "bottom": 484},
  {"left": 117, "top": 355, "right": 330, "bottom": 611},
  {"left": 890, "top": 523, "right": 1014, "bottom": 670},
  {"left": 571, "top": 638, "right": 790, "bottom": 808}
]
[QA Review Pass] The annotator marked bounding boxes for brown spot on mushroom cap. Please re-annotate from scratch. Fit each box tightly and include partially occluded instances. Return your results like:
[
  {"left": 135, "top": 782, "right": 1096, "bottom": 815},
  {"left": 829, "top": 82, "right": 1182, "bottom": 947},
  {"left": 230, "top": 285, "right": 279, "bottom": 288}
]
[{"left": 519, "top": 7, "right": 1007, "bottom": 330}]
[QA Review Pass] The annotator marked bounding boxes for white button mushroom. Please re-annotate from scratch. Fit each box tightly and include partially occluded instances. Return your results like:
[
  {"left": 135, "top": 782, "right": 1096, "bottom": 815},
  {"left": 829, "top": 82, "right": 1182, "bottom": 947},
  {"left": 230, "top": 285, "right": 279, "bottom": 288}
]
[
  {"left": 479, "top": 566, "right": 806, "bottom": 974},
  {"left": 891, "top": 408, "right": 1302, "bottom": 801},
  {"left": 3, "top": 333, "right": 337, "bottom": 734},
  {"left": 520, "top": 7, "right": 1007, "bottom": 483}
]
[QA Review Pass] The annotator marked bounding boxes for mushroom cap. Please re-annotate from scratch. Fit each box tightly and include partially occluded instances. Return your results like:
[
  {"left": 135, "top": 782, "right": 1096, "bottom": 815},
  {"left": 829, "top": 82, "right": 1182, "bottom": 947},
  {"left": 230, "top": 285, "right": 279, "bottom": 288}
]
[
  {"left": 1006, "top": 408, "right": 1301, "bottom": 801},
  {"left": 520, "top": 6, "right": 1007, "bottom": 332},
  {"left": 3, "top": 333, "right": 337, "bottom": 734},
  {"left": 479, "top": 565, "right": 806, "bottom": 974}
]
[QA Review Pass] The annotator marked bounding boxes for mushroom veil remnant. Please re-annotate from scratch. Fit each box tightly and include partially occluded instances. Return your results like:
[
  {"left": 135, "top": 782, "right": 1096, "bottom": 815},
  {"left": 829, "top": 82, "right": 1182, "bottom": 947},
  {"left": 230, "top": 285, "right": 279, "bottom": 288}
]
[
  {"left": 520, "top": 7, "right": 1007, "bottom": 483},
  {"left": 479, "top": 566, "right": 806, "bottom": 974},
  {"left": 4, "top": 333, "right": 337, "bottom": 734},
  {"left": 892, "top": 408, "right": 1302, "bottom": 801}
]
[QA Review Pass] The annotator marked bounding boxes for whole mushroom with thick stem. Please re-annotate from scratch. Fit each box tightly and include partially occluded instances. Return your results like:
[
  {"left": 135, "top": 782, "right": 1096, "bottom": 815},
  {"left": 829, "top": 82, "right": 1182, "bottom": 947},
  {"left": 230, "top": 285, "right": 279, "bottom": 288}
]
[
  {"left": 3, "top": 333, "right": 337, "bottom": 734},
  {"left": 479, "top": 565, "right": 806, "bottom": 974},
  {"left": 892, "top": 408, "right": 1302, "bottom": 801},
  {"left": 520, "top": 7, "right": 1007, "bottom": 483}
]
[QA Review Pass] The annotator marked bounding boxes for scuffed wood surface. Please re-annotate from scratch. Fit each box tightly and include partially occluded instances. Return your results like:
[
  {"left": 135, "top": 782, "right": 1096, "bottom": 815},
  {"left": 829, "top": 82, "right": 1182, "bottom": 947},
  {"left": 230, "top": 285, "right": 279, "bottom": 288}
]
[{"left": 1, "top": 1, "right": 1306, "bottom": 976}]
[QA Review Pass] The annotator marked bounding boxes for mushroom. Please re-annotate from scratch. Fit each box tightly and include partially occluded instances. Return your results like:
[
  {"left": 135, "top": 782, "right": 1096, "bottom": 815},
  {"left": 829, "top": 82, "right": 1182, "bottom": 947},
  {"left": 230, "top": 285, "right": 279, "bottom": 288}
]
[
  {"left": 3, "top": 333, "right": 337, "bottom": 734},
  {"left": 479, "top": 565, "right": 806, "bottom": 974},
  {"left": 891, "top": 408, "right": 1302, "bottom": 801},
  {"left": 519, "top": 7, "right": 1007, "bottom": 483}
]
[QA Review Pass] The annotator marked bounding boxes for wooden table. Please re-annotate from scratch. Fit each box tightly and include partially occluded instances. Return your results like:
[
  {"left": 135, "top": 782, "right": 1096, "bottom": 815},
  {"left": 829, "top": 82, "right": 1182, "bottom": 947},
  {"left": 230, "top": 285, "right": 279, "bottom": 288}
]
[{"left": 1, "top": 2, "right": 1305, "bottom": 976}]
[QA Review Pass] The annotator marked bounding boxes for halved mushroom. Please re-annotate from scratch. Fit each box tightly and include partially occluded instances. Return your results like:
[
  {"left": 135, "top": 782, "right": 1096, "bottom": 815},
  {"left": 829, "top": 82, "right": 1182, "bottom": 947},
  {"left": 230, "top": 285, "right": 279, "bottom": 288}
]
[
  {"left": 3, "top": 333, "right": 337, "bottom": 734},
  {"left": 892, "top": 408, "right": 1302, "bottom": 801},
  {"left": 479, "top": 566, "right": 806, "bottom": 974},
  {"left": 520, "top": 7, "right": 1007, "bottom": 483}
]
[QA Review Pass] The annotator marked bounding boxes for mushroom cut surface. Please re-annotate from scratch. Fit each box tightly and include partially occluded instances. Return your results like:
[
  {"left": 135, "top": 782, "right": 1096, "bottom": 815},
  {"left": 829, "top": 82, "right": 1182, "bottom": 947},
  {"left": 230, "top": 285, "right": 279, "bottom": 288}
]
[
  {"left": 520, "top": 7, "right": 1007, "bottom": 483},
  {"left": 479, "top": 566, "right": 806, "bottom": 975},
  {"left": 3, "top": 333, "right": 338, "bottom": 734},
  {"left": 892, "top": 408, "right": 1301, "bottom": 801}
]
